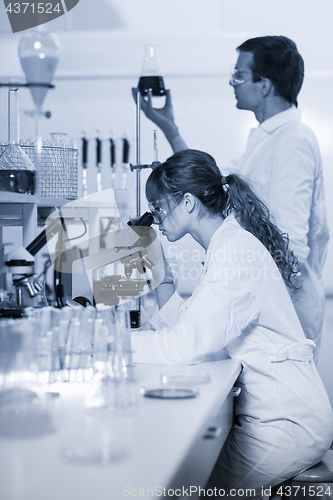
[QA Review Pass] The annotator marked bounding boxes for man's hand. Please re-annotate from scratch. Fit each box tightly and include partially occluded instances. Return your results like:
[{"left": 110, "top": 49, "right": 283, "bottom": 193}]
[
  {"left": 131, "top": 87, "right": 188, "bottom": 153},
  {"left": 131, "top": 88, "right": 178, "bottom": 141}
]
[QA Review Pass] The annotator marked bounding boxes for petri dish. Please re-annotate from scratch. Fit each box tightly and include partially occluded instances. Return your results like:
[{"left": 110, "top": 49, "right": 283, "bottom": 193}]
[
  {"left": 142, "top": 388, "right": 198, "bottom": 399},
  {"left": 161, "top": 371, "right": 210, "bottom": 386},
  {"left": 60, "top": 444, "right": 129, "bottom": 465}
]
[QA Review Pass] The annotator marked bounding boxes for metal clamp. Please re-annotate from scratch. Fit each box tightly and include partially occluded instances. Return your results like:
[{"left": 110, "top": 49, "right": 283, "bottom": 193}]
[
  {"left": 130, "top": 161, "right": 161, "bottom": 171},
  {"left": 0, "top": 82, "right": 55, "bottom": 88}
]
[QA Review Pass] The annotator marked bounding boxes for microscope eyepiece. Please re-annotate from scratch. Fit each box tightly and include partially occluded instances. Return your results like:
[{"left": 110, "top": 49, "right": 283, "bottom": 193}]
[
  {"left": 127, "top": 211, "right": 154, "bottom": 228},
  {"left": 127, "top": 212, "right": 155, "bottom": 236}
]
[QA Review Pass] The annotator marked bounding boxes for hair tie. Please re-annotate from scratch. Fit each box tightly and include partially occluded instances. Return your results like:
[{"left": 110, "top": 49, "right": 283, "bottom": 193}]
[{"left": 221, "top": 175, "right": 227, "bottom": 185}]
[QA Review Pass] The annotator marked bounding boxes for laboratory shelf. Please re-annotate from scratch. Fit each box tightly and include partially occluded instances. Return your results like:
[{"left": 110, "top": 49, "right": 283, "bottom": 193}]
[
  {"left": 0, "top": 191, "right": 122, "bottom": 210},
  {"left": 0, "top": 189, "right": 120, "bottom": 274},
  {"left": 0, "top": 192, "right": 77, "bottom": 269},
  {"left": 0, "top": 191, "right": 71, "bottom": 207}
]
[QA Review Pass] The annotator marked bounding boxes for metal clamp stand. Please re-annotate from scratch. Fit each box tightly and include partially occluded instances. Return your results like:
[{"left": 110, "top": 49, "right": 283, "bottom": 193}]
[
  {"left": 130, "top": 98, "right": 161, "bottom": 328},
  {"left": 136, "top": 92, "right": 142, "bottom": 218},
  {"left": 129, "top": 92, "right": 143, "bottom": 328},
  {"left": 0, "top": 82, "right": 54, "bottom": 117}
]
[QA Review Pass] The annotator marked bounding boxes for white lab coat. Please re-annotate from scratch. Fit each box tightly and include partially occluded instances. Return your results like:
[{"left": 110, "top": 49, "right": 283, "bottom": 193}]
[
  {"left": 226, "top": 108, "right": 329, "bottom": 363},
  {"left": 131, "top": 214, "right": 333, "bottom": 494}
]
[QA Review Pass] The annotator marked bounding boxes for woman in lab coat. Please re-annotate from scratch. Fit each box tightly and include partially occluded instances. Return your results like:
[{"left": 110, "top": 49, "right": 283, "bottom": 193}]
[{"left": 130, "top": 149, "right": 333, "bottom": 499}]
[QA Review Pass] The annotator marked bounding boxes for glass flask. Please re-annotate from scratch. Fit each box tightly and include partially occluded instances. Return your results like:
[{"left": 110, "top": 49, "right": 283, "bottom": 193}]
[
  {"left": 138, "top": 44, "right": 166, "bottom": 96},
  {"left": 0, "top": 85, "right": 35, "bottom": 194},
  {"left": 18, "top": 32, "right": 61, "bottom": 110}
]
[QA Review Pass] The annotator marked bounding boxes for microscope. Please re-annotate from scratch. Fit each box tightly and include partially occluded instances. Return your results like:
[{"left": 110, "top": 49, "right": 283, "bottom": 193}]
[
  {"left": 71, "top": 211, "right": 161, "bottom": 311},
  {"left": 0, "top": 220, "right": 61, "bottom": 315},
  {"left": 0, "top": 208, "right": 162, "bottom": 325}
]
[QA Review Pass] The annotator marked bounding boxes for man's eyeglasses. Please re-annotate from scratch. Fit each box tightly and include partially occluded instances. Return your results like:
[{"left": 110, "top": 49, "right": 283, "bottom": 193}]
[
  {"left": 148, "top": 196, "right": 183, "bottom": 224},
  {"left": 229, "top": 67, "right": 253, "bottom": 87}
]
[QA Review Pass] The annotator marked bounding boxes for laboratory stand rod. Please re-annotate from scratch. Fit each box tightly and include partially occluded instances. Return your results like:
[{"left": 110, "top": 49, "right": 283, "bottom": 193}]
[
  {"left": 136, "top": 91, "right": 141, "bottom": 218},
  {"left": 135, "top": 91, "right": 142, "bottom": 313},
  {"left": 35, "top": 114, "right": 42, "bottom": 197},
  {"left": 154, "top": 130, "right": 158, "bottom": 162}
]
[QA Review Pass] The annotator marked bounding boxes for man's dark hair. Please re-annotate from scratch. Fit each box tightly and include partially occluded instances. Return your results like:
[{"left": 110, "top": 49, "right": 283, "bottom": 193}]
[{"left": 237, "top": 36, "right": 304, "bottom": 107}]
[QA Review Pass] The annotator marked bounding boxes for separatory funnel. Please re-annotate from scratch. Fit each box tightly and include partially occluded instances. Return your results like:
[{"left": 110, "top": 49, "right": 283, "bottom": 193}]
[{"left": 18, "top": 32, "right": 61, "bottom": 109}]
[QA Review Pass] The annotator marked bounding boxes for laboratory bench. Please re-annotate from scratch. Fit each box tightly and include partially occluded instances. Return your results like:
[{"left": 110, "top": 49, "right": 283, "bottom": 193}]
[{"left": 0, "top": 356, "right": 241, "bottom": 500}]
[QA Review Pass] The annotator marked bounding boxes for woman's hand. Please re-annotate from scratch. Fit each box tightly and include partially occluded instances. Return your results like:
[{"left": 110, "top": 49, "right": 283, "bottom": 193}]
[
  {"left": 155, "top": 248, "right": 176, "bottom": 309},
  {"left": 160, "top": 248, "right": 175, "bottom": 285},
  {"left": 142, "top": 229, "right": 175, "bottom": 309},
  {"left": 142, "top": 228, "right": 174, "bottom": 287}
]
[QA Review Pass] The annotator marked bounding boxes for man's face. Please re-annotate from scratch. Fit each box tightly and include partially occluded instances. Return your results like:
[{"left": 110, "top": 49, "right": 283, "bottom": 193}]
[{"left": 230, "top": 51, "right": 262, "bottom": 112}]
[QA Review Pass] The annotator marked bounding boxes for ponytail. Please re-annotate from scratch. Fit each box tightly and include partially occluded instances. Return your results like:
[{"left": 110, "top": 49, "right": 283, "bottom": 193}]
[
  {"left": 146, "top": 149, "right": 299, "bottom": 293},
  {"left": 225, "top": 174, "right": 299, "bottom": 293}
]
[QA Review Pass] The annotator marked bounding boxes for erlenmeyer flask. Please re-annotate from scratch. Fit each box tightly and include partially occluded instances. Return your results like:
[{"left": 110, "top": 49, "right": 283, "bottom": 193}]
[
  {"left": 0, "top": 85, "right": 35, "bottom": 195},
  {"left": 138, "top": 44, "right": 166, "bottom": 96}
]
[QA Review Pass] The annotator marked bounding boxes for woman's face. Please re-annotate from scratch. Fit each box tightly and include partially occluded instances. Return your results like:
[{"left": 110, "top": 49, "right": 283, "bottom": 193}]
[{"left": 150, "top": 197, "right": 188, "bottom": 242}]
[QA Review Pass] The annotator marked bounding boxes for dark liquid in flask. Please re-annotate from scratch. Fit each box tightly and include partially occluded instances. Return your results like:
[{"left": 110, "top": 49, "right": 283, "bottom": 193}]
[
  {"left": 0, "top": 170, "right": 35, "bottom": 195},
  {"left": 138, "top": 76, "right": 166, "bottom": 96}
]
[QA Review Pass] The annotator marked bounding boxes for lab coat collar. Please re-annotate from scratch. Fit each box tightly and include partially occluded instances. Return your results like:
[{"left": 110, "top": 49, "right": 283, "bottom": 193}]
[
  {"left": 259, "top": 107, "right": 301, "bottom": 134},
  {"left": 201, "top": 212, "right": 238, "bottom": 274},
  {"left": 205, "top": 213, "right": 237, "bottom": 254}
]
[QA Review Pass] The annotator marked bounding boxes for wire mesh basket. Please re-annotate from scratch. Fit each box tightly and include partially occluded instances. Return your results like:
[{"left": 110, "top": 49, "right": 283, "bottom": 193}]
[{"left": 0, "top": 139, "right": 78, "bottom": 199}]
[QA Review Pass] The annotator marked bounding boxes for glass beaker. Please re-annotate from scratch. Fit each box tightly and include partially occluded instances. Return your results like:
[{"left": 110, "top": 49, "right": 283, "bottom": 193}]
[
  {"left": 49, "top": 132, "right": 67, "bottom": 147},
  {"left": 58, "top": 308, "right": 138, "bottom": 464},
  {"left": 0, "top": 318, "right": 56, "bottom": 438},
  {"left": 0, "top": 84, "right": 36, "bottom": 194},
  {"left": 59, "top": 395, "right": 134, "bottom": 465},
  {"left": 138, "top": 44, "right": 166, "bottom": 96}
]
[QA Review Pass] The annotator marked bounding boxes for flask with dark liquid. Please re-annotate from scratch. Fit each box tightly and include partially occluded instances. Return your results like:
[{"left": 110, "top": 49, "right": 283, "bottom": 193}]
[
  {"left": 138, "top": 76, "right": 166, "bottom": 96},
  {"left": 137, "top": 45, "right": 166, "bottom": 96},
  {"left": 0, "top": 169, "right": 35, "bottom": 195},
  {"left": 0, "top": 84, "right": 35, "bottom": 195}
]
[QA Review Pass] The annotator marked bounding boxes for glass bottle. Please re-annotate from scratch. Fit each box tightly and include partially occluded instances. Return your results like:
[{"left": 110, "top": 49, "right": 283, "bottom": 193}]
[
  {"left": 0, "top": 85, "right": 35, "bottom": 195},
  {"left": 138, "top": 44, "right": 166, "bottom": 96}
]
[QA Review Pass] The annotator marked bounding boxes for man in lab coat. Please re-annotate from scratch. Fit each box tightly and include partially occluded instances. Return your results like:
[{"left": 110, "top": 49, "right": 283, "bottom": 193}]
[{"left": 133, "top": 35, "right": 329, "bottom": 364}]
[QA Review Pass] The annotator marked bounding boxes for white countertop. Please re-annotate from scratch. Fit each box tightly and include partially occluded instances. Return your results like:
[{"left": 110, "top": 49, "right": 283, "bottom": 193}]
[{"left": 0, "top": 357, "right": 241, "bottom": 500}]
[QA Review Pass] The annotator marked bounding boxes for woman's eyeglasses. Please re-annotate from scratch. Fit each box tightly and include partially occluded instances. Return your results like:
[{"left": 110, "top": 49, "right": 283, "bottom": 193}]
[{"left": 148, "top": 196, "right": 183, "bottom": 224}]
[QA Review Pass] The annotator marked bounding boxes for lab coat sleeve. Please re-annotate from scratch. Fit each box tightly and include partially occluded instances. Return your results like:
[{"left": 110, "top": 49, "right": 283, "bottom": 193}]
[
  {"left": 268, "top": 133, "right": 318, "bottom": 263},
  {"left": 148, "top": 290, "right": 185, "bottom": 330},
  {"left": 131, "top": 272, "right": 260, "bottom": 365}
]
